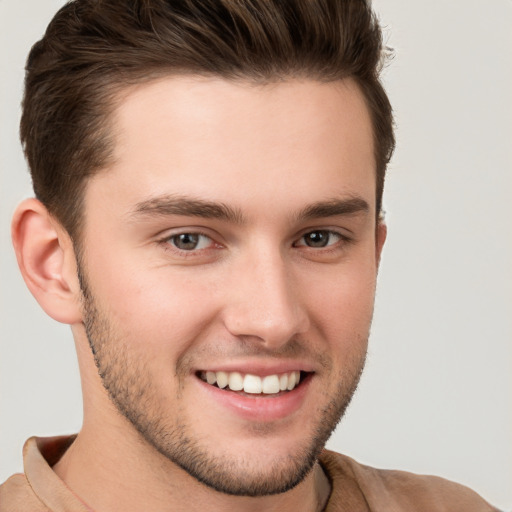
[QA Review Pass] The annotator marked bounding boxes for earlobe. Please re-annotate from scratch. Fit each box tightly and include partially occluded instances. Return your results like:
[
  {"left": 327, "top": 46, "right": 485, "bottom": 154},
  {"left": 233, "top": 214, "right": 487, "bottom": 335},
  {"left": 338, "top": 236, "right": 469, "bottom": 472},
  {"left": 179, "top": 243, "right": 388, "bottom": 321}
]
[{"left": 11, "top": 198, "right": 83, "bottom": 325}]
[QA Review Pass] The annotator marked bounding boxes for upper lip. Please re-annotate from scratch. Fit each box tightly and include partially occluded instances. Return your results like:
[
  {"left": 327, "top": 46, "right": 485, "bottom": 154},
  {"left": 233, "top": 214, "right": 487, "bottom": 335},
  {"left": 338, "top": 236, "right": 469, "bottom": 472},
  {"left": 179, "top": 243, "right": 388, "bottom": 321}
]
[{"left": 195, "top": 360, "right": 316, "bottom": 377}]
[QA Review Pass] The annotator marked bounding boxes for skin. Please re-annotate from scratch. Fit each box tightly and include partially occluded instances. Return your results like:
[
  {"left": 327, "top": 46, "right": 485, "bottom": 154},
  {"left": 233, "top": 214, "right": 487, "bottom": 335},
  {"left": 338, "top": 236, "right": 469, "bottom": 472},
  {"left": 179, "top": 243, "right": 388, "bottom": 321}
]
[{"left": 13, "top": 76, "right": 386, "bottom": 512}]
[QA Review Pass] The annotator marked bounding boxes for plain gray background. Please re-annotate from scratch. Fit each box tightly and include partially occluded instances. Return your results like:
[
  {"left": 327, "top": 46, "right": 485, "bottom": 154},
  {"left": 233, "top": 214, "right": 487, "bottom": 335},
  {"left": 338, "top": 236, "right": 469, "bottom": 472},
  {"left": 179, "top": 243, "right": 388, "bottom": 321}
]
[{"left": 1, "top": 1, "right": 511, "bottom": 509}]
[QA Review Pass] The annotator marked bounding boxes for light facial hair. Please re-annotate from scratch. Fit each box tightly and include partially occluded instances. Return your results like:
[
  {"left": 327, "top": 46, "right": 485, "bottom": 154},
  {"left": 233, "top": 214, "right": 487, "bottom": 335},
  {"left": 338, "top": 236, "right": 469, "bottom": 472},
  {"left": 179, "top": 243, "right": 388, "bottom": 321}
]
[{"left": 77, "top": 257, "right": 368, "bottom": 496}]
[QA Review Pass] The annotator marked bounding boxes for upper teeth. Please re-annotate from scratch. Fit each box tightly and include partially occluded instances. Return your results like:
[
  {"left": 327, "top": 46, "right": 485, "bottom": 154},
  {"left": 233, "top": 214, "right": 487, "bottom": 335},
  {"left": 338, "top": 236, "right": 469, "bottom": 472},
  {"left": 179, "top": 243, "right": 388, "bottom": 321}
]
[{"left": 202, "top": 371, "right": 301, "bottom": 394}]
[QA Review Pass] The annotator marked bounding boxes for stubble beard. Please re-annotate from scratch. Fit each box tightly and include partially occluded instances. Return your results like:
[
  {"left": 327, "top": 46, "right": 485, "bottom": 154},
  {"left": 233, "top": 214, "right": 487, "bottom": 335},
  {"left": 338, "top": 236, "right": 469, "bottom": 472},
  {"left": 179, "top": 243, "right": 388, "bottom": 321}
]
[{"left": 79, "top": 269, "right": 368, "bottom": 497}]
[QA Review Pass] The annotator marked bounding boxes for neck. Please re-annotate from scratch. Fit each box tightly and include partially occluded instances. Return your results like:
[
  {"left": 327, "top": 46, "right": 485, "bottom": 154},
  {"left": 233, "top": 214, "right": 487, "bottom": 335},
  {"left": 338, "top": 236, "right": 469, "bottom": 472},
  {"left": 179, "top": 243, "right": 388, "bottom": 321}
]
[{"left": 53, "top": 424, "right": 331, "bottom": 512}]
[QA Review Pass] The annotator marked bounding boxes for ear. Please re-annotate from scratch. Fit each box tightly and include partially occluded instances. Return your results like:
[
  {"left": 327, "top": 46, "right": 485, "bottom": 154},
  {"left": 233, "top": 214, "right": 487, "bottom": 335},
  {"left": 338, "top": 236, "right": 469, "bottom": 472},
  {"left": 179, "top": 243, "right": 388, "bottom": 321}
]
[
  {"left": 375, "top": 220, "right": 387, "bottom": 267},
  {"left": 11, "top": 198, "right": 83, "bottom": 325}
]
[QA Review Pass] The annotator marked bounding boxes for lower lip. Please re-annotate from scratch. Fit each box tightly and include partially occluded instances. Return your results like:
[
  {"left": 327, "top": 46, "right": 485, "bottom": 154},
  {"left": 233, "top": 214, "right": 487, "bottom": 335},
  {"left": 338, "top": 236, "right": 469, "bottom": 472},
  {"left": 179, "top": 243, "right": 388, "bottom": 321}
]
[{"left": 196, "top": 374, "right": 312, "bottom": 422}]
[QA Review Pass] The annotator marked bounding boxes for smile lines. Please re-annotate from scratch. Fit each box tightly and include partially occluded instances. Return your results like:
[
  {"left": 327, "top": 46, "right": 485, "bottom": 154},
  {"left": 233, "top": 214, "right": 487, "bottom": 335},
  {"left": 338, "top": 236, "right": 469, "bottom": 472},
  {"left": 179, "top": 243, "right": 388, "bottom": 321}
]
[{"left": 199, "top": 370, "right": 302, "bottom": 394}]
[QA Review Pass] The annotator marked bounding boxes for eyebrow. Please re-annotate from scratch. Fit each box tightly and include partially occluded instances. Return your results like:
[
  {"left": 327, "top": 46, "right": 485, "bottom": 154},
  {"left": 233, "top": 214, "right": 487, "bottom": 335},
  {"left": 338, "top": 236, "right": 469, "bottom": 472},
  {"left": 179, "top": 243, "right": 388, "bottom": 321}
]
[
  {"left": 130, "top": 194, "right": 369, "bottom": 224},
  {"left": 295, "top": 197, "right": 370, "bottom": 221},
  {"left": 131, "top": 195, "right": 245, "bottom": 224}
]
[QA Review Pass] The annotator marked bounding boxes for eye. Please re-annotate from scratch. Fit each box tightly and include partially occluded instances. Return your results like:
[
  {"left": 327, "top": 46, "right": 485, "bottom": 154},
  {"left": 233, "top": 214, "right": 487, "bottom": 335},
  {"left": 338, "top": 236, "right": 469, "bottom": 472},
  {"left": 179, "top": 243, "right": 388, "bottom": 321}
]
[
  {"left": 168, "top": 232, "right": 213, "bottom": 251},
  {"left": 295, "top": 230, "right": 342, "bottom": 248}
]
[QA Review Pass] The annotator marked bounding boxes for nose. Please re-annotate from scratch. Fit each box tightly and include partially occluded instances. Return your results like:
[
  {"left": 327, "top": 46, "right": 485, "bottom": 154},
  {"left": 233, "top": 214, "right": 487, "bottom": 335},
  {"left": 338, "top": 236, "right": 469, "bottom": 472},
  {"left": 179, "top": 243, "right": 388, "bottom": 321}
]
[{"left": 222, "top": 248, "right": 310, "bottom": 349}]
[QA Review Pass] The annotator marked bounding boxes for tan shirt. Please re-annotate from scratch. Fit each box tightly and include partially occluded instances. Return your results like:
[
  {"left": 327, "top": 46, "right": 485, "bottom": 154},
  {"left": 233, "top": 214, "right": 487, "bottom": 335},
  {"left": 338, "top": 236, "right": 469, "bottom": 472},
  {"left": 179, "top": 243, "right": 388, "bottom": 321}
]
[{"left": 0, "top": 436, "right": 500, "bottom": 511}]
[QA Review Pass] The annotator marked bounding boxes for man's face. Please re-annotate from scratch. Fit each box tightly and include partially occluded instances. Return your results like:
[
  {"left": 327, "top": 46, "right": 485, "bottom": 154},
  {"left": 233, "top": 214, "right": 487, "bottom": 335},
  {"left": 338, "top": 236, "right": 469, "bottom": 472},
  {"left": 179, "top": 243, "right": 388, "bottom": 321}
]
[{"left": 77, "top": 77, "right": 384, "bottom": 495}]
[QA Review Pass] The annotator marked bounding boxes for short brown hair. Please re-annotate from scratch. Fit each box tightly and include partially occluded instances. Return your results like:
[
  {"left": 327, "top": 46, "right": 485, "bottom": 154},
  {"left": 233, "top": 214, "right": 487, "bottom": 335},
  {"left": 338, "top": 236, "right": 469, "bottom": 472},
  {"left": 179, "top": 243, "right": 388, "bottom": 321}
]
[{"left": 21, "top": 0, "right": 394, "bottom": 241}]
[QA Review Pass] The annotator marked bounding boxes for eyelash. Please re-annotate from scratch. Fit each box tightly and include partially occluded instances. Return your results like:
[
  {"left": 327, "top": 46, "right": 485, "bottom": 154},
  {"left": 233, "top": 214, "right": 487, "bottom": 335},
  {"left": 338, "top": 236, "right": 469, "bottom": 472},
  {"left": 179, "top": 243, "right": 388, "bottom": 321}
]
[
  {"left": 293, "top": 230, "right": 349, "bottom": 249},
  {"left": 158, "top": 229, "right": 351, "bottom": 256},
  {"left": 158, "top": 231, "right": 218, "bottom": 255}
]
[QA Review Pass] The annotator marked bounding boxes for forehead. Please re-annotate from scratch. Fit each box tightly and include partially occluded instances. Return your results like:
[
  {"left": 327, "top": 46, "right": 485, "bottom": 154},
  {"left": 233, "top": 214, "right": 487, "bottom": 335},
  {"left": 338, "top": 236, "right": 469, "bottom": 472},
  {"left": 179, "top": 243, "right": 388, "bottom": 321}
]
[{"left": 88, "top": 76, "right": 376, "bottom": 218}]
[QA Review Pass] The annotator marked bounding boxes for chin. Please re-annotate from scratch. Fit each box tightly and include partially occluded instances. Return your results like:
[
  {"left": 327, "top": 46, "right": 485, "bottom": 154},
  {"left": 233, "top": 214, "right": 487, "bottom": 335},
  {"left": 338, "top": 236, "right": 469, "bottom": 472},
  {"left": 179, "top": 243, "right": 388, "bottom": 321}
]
[{"left": 160, "top": 433, "right": 322, "bottom": 496}]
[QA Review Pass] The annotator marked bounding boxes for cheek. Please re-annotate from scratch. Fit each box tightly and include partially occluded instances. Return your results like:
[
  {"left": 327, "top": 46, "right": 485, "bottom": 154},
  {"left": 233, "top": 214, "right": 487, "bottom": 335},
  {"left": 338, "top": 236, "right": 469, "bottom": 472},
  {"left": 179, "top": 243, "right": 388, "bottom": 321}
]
[
  {"left": 304, "top": 262, "right": 377, "bottom": 341},
  {"left": 90, "top": 261, "right": 228, "bottom": 366}
]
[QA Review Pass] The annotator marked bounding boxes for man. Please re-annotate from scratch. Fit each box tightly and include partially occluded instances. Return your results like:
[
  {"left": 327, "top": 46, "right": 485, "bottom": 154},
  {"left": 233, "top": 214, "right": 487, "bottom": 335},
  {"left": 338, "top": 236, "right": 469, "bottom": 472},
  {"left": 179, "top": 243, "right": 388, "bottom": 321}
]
[{"left": 0, "top": 0, "right": 501, "bottom": 510}]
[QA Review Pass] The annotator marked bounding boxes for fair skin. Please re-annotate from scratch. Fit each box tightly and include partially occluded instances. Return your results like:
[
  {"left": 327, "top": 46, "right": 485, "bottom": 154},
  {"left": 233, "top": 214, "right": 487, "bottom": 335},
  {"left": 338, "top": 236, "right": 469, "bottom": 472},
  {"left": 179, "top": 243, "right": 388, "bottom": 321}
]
[{"left": 13, "top": 76, "right": 386, "bottom": 512}]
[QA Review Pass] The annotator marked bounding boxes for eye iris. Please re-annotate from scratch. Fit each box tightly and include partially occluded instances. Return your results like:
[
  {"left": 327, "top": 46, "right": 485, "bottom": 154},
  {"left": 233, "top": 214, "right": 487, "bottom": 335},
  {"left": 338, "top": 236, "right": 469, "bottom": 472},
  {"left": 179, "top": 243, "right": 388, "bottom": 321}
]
[
  {"left": 305, "top": 231, "right": 329, "bottom": 247},
  {"left": 173, "top": 233, "right": 199, "bottom": 250}
]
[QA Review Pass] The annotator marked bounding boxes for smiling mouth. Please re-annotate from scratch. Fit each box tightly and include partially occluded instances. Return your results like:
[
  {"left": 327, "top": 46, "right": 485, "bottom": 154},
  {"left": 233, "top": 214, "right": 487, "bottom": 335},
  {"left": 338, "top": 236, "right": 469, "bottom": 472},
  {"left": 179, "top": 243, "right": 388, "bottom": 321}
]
[{"left": 197, "top": 370, "right": 309, "bottom": 395}]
